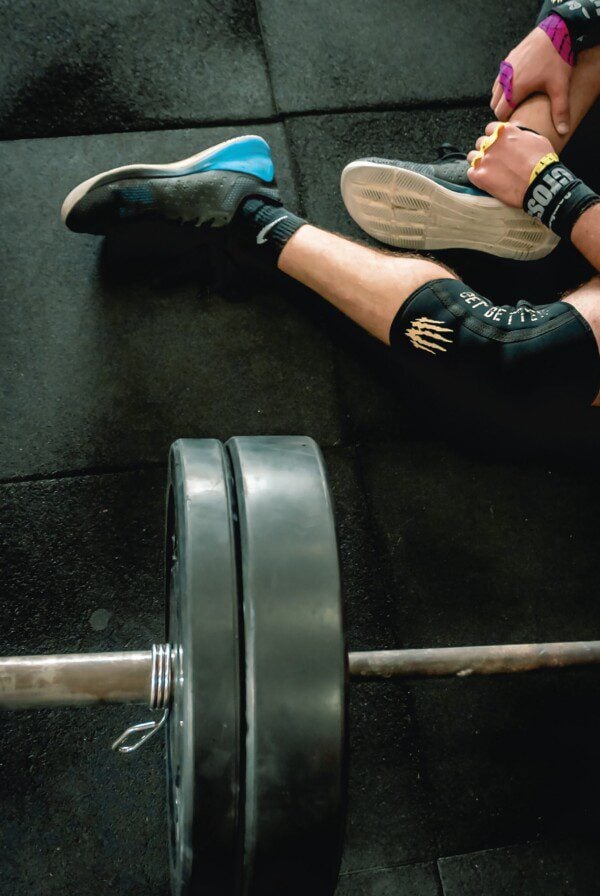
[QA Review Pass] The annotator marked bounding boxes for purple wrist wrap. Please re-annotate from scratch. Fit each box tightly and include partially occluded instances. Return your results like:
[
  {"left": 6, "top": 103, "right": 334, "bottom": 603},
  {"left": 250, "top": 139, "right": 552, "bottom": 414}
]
[{"left": 539, "top": 13, "right": 575, "bottom": 66}]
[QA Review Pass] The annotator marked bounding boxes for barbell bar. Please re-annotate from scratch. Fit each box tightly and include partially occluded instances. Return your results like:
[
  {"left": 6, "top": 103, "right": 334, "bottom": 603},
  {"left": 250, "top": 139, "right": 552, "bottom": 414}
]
[
  {"left": 3, "top": 639, "right": 600, "bottom": 711},
  {"left": 1, "top": 436, "right": 597, "bottom": 896}
]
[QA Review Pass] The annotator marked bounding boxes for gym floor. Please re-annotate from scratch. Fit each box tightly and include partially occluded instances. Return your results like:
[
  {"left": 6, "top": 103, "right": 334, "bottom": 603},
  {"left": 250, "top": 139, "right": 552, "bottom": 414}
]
[{"left": 2, "top": 1, "right": 600, "bottom": 894}]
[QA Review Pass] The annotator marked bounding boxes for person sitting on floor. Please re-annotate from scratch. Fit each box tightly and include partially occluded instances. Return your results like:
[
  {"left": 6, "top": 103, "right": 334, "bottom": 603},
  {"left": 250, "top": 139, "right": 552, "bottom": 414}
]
[{"left": 61, "top": 0, "right": 600, "bottom": 414}]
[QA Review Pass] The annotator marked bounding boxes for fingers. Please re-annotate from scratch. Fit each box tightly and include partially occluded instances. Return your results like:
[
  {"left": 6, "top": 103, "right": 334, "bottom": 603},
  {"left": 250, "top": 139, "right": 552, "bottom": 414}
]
[
  {"left": 484, "top": 121, "right": 504, "bottom": 137},
  {"left": 490, "top": 85, "right": 505, "bottom": 119},
  {"left": 469, "top": 123, "right": 508, "bottom": 166},
  {"left": 547, "top": 79, "right": 571, "bottom": 136},
  {"left": 490, "top": 78, "right": 502, "bottom": 111},
  {"left": 472, "top": 122, "right": 503, "bottom": 151},
  {"left": 494, "top": 93, "right": 515, "bottom": 122},
  {"left": 466, "top": 164, "right": 485, "bottom": 188}
]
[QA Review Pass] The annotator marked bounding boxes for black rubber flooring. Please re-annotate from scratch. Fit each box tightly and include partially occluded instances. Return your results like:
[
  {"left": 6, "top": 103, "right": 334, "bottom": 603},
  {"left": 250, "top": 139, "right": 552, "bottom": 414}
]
[{"left": 1, "top": 1, "right": 600, "bottom": 894}]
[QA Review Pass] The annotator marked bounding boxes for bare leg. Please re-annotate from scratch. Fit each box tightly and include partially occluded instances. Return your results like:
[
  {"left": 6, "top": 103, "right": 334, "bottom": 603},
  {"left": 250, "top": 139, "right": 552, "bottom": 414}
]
[
  {"left": 280, "top": 226, "right": 600, "bottom": 406},
  {"left": 561, "top": 276, "right": 600, "bottom": 405},
  {"left": 278, "top": 225, "right": 456, "bottom": 344},
  {"left": 509, "top": 45, "right": 600, "bottom": 151}
]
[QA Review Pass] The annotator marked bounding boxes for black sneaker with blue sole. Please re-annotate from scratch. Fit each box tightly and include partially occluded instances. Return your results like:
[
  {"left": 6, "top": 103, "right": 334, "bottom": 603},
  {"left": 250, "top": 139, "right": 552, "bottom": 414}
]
[
  {"left": 340, "top": 144, "right": 559, "bottom": 261},
  {"left": 61, "top": 134, "right": 282, "bottom": 236}
]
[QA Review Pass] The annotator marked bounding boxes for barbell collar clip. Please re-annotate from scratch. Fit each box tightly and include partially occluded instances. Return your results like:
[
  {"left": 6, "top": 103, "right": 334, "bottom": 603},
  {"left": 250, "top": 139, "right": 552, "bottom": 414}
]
[{"left": 112, "top": 642, "right": 172, "bottom": 754}]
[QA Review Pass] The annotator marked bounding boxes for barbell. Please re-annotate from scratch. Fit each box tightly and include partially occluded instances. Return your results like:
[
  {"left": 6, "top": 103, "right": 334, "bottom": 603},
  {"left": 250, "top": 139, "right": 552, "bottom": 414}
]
[{"left": 1, "top": 435, "right": 599, "bottom": 896}]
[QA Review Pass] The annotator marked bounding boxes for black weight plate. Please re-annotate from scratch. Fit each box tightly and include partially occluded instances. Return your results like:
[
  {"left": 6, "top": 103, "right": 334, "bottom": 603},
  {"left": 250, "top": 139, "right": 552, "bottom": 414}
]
[
  {"left": 166, "top": 439, "right": 242, "bottom": 896},
  {"left": 227, "top": 435, "right": 347, "bottom": 896}
]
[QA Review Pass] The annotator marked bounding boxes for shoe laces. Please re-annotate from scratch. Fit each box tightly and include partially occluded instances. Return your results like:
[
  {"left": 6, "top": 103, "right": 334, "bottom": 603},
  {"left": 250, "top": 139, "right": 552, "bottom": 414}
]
[{"left": 436, "top": 143, "right": 467, "bottom": 161}]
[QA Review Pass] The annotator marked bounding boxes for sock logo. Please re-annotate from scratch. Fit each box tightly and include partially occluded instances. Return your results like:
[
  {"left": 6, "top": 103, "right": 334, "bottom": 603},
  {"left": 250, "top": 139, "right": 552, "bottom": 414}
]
[
  {"left": 406, "top": 317, "right": 453, "bottom": 355},
  {"left": 256, "top": 215, "right": 289, "bottom": 244}
]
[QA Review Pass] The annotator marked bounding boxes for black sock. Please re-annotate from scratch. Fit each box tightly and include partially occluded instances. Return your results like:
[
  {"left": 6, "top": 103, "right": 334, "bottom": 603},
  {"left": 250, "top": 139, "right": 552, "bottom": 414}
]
[{"left": 231, "top": 197, "right": 307, "bottom": 266}]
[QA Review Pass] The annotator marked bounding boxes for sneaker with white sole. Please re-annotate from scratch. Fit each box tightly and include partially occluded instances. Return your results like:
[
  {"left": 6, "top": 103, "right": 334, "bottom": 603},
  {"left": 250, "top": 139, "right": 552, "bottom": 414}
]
[
  {"left": 61, "top": 134, "right": 282, "bottom": 236},
  {"left": 340, "top": 144, "right": 559, "bottom": 261}
]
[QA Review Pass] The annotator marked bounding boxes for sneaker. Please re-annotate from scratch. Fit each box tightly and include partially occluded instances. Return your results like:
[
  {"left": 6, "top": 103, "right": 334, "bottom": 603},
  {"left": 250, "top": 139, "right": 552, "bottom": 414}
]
[
  {"left": 340, "top": 144, "right": 559, "bottom": 261},
  {"left": 61, "top": 135, "right": 281, "bottom": 236}
]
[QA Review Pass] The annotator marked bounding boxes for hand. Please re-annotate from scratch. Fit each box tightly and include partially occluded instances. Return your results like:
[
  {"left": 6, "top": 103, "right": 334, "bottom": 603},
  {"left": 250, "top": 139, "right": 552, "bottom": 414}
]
[
  {"left": 491, "top": 25, "right": 573, "bottom": 135},
  {"left": 466, "top": 123, "right": 556, "bottom": 208}
]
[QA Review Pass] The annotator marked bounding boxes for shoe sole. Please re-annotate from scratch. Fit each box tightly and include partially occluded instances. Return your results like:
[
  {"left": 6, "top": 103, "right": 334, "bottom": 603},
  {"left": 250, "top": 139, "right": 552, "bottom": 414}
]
[
  {"left": 340, "top": 160, "right": 559, "bottom": 261},
  {"left": 61, "top": 134, "right": 272, "bottom": 224}
]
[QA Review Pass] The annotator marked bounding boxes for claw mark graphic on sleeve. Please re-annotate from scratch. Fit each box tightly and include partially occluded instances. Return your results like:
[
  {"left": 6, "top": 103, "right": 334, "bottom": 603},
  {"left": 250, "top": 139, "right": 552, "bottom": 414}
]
[{"left": 405, "top": 317, "right": 454, "bottom": 355}]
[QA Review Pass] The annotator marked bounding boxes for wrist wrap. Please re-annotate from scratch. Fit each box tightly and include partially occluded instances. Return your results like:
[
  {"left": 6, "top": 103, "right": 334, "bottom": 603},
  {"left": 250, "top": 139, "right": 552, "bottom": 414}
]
[
  {"left": 538, "top": 13, "right": 574, "bottom": 65},
  {"left": 537, "top": 0, "right": 600, "bottom": 53},
  {"left": 523, "top": 160, "right": 600, "bottom": 239}
]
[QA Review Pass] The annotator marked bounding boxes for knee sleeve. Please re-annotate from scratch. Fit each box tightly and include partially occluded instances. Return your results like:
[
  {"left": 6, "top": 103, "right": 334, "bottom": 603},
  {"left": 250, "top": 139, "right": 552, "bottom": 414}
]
[{"left": 389, "top": 279, "right": 600, "bottom": 410}]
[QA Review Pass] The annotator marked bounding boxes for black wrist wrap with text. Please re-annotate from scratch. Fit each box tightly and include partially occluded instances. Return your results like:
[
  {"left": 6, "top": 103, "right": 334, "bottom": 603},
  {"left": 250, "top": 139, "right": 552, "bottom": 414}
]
[{"left": 523, "top": 160, "right": 600, "bottom": 240}]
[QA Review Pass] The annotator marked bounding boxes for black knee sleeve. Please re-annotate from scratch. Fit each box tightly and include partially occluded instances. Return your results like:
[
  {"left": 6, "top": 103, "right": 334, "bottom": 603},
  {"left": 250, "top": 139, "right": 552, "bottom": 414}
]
[{"left": 390, "top": 279, "right": 600, "bottom": 410}]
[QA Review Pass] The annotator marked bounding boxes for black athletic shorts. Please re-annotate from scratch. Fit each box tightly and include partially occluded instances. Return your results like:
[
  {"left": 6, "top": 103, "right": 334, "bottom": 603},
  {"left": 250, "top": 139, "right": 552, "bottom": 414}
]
[{"left": 389, "top": 278, "right": 600, "bottom": 410}]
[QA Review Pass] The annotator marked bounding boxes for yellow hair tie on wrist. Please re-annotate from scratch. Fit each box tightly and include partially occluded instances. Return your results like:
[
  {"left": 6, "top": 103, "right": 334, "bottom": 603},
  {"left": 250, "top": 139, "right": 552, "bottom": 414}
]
[
  {"left": 528, "top": 152, "right": 560, "bottom": 185},
  {"left": 470, "top": 123, "right": 506, "bottom": 168}
]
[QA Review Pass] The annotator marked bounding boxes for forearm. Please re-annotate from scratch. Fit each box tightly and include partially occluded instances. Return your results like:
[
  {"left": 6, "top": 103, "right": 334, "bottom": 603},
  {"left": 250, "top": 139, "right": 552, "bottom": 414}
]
[
  {"left": 571, "top": 202, "right": 600, "bottom": 271},
  {"left": 507, "top": 44, "right": 600, "bottom": 151}
]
